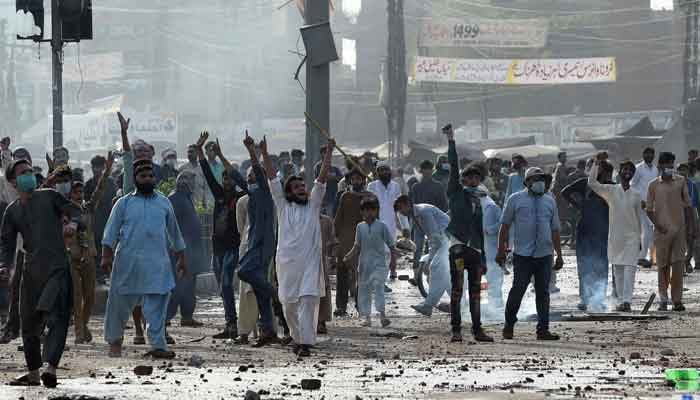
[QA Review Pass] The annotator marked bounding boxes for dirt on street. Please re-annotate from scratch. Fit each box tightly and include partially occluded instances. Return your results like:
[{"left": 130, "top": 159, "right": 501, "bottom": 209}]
[{"left": 1, "top": 251, "right": 699, "bottom": 399}]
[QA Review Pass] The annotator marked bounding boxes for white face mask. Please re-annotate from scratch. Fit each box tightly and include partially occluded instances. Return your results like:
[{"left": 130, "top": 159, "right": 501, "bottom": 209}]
[{"left": 441, "top": 163, "right": 450, "bottom": 171}]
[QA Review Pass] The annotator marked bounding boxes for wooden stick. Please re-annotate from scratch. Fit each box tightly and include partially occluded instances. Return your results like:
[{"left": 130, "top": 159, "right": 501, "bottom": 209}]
[
  {"left": 304, "top": 111, "right": 369, "bottom": 177},
  {"left": 641, "top": 293, "right": 656, "bottom": 315}
]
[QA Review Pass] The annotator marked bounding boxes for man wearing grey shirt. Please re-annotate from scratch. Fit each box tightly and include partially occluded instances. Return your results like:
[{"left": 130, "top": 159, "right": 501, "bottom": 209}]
[{"left": 496, "top": 167, "right": 563, "bottom": 341}]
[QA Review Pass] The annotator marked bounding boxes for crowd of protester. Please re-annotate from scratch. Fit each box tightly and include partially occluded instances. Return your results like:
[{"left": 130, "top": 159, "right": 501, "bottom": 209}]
[{"left": 0, "top": 115, "right": 697, "bottom": 388}]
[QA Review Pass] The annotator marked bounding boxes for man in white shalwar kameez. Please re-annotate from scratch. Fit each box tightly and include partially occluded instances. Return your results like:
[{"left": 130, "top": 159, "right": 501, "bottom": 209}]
[
  {"left": 588, "top": 157, "right": 643, "bottom": 312},
  {"left": 264, "top": 137, "right": 335, "bottom": 357},
  {"left": 630, "top": 147, "right": 658, "bottom": 267}
]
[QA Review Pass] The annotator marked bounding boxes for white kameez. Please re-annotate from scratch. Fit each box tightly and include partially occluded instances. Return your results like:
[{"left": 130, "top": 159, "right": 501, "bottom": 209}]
[
  {"left": 367, "top": 180, "right": 402, "bottom": 239},
  {"left": 587, "top": 164, "right": 644, "bottom": 266},
  {"left": 270, "top": 178, "right": 326, "bottom": 304}
]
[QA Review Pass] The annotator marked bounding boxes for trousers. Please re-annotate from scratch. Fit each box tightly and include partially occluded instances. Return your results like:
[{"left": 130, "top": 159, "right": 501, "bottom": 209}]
[
  {"left": 238, "top": 248, "right": 274, "bottom": 335},
  {"left": 424, "top": 233, "right": 451, "bottom": 307},
  {"left": 71, "top": 257, "right": 96, "bottom": 340},
  {"left": 612, "top": 264, "right": 637, "bottom": 304},
  {"left": 505, "top": 255, "right": 552, "bottom": 333},
  {"left": 104, "top": 291, "right": 170, "bottom": 350},
  {"left": 212, "top": 249, "right": 239, "bottom": 325},
  {"left": 22, "top": 269, "right": 72, "bottom": 371},
  {"left": 658, "top": 262, "right": 684, "bottom": 304},
  {"left": 282, "top": 295, "right": 320, "bottom": 345},
  {"left": 640, "top": 214, "right": 654, "bottom": 260},
  {"left": 357, "top": 266, "right": 387, "bottom": 317},
  {"left": 449, "top": 256, "right": 483, "bottom": 335},
  {"left": 335, "top": 258, "right": 357, "bottom": 312},
  {"left": 166, "top": 273, "right": 197, "bottom": 321}
]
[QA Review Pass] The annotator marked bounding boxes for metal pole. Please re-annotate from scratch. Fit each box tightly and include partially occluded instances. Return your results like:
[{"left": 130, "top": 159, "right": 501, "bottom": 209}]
[
  {"left": 304, "top": 0, "right": 329, "bottom": 187},
  {"left": 51, "top": 0, "right": 63, "bottom": 149},
  {"left": 480, "top": 86, "right": 489, "bottom": 139}
]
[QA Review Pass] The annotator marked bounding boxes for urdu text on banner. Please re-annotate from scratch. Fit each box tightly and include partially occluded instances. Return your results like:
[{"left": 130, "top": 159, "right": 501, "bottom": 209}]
[
  {"left": 419, "top": 18, "right": 549, "bottom": 48},
  {"left": 413, "top": 57, "right": 617, "bottom": 85}
]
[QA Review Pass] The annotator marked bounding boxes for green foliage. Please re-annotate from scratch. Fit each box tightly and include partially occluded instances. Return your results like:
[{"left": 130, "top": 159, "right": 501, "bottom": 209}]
[{"left": 157, "top": 178, "right": 176, "bottom": 196}]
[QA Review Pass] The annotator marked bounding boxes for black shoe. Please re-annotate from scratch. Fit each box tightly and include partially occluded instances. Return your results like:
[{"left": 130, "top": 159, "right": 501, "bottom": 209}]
[
  {"left": 252, "top": 334, "right": 280, "bottom": 348},
  {"left": 616, "top": 303, "right": 632, "bottom": 313},
  {"left": 536, "top": 331, "right": 560, "bottom": 341},
  {"left": 673, "top": 303, "right": 686, "bottom": 312},
  {"left": 473, "top": 329, "right": 494, "bottom": 342},
  {"left": 408, "top": 278, "right": 417, "bottom": 286},
  {"left": 317, "top": 321, "right": 328, "bottom": 335},
  {"left": 503, "top": 326, "right": 514, "bottom": 340},
  {"left": 384, "top": 285, "right": 393, "bottom": 293},
  {"left": 658, "top": 302, "right": 669, "bottom": 311},
  {"left": 333, "top": 309, "right": 348, "bottom": 318},
  {"left": 436, "top": 303, "right": 451, "bottom": 314},
  {"left": 450, "top": 332, "right": 463, "bottom": 343},
  {"left": 0, "top": 330, "right": 18, "bottom": 344},
  {"left": 40, "top": 372, "right": 57, "bottom": 388},
  {"left": 213, "top": 324, "right": 237, "bottom": 340},
  {"left": 295, "top": 344, "right": 311, "bottom": 357},
  {"left": 232, "top": 335, "right": 249, "bottom": 345}
]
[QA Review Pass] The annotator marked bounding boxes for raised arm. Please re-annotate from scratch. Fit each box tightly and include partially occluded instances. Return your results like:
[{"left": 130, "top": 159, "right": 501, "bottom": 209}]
[
  {"left": 118, "top": 112, "right": 131, "bottom": 153},
  {"left": 117, "top": 112, "right": 135, "bottom": 194},
  {"left": 213, "top": 138, "right": 247, "bottom": 191},
  {"left": 89, "top": 151, "right": 115, "bottom": 212},
  {"left": 445, "top": 126, "right": 461, "bottom": 195},
  {"left": 587, "top": 156, "right": 612, "bottom": 201},
  {"left": 195, "top": 131, "right": 224, "bottom": 199},
  {"left": 317, "top": 138, "right": 336, "bottom": 184},
  {"left": 561, "top": 177, "right": 587, "bottom": 210}
]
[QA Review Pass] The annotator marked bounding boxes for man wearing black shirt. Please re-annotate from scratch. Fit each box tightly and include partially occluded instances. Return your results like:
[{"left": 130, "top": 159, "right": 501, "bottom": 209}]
[{"left": 195, "top": 132, "right": 248, "bottom": 339}]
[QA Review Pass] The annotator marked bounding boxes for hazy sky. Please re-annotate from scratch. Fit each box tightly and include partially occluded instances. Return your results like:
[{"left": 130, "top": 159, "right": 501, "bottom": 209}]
[{"left": 651, "top": 0, "right": 674, "bottom": 9}]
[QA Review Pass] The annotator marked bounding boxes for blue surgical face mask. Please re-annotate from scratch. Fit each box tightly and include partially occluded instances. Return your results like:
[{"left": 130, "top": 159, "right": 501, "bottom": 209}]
[
  {"left": 530, "top": 181, "right": 546, "bottom": 195},
  {"left": 16, "top": 174, "right": 37, "bottom": 193}
]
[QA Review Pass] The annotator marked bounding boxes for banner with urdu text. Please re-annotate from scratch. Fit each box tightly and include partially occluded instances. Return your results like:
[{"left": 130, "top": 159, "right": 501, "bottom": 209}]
[
  {"left": 413, "top": 57, "right": 617, "bottom": 85},
  {"left": 419, "top": 18, "right": 549, "bottom": 48}
]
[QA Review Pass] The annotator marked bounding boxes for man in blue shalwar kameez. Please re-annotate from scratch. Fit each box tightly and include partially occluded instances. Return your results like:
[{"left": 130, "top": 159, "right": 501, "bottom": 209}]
[{"left": 101, "top": 158, "right": 187, "bottom": 359}]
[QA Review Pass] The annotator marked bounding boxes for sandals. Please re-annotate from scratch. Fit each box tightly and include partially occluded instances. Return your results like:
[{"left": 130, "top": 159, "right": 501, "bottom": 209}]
[{"left": 8, "top": 374, "right": 40, "bottom": 386}]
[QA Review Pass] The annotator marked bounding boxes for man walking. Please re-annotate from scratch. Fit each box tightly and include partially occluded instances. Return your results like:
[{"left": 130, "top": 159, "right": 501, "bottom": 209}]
[
  {"left": 102, "top": 158, "right": 186, "bottom": 359},
  {"left": 631, "top": 147, "right": 658, "bottom": 268},
  {"left": 266, "top": 135, "right": 335, "bottom": 357},
  {"left": 587, "top": 157, "right": 643, "bottom": 312},
  {"left": 646, "top": 152, "right": 694, "bottom": 311},
  {"left": 368, "top": 162, "right": 401, "bottom": 280},
  {"left": 333, "top": 168, "right": 370, "bottom": 316},
  {"left": 497, "top": 167, "right": 563, "bottom": 341},
  {"left": 504, "top": 154, "right": 528, "bottom": 201},
  {"left": 1, "top": 159, "right": 78, "bottom": 387}
]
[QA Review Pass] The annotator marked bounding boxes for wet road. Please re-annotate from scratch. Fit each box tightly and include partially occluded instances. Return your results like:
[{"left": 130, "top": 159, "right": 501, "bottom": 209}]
[{"left": 1, "top": 250, "right": 699, "bottom": 399}]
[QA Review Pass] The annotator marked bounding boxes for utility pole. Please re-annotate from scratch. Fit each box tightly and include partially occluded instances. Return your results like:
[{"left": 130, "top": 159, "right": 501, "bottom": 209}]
[
  {"left": 480, "top": 86, "right": 489, "bottom": 139},
  {"left": 385, "top": 0, "right": 407, "bottom": 163},
  {"left": 51, "top": 0, "right": 62, "bottom": 148},
  {"left": 304, "top": 0, "right": 330, "bottom": 186}
]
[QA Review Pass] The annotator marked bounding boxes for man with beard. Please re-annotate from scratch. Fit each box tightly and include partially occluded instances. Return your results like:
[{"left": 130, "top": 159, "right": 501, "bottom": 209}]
[
  {"left": 631, "top": 147, "right": 658, "bottom": 268},
  {"left": 197, "top": 132, "right": 248, "bottom": 339},
  {"left": 237, "top": 132, "right": 279, "bottom": 347},
  {"left": 266, "top": 135, "right": 335, "bottom": 357},
  {"left": 160, "top": 148, "right": 179, "bottom": 181},
  {"left": 333, "top": 168, "right": 370, "bottom": 316},
  {"left": 368, "top": 162, "right": 401, "bottom": 281},
  {"left": 132, "top": 140, "right": 162, "bottom": 184},
  {"left": 587, "top": 157, "right": 643, "bottom": 312},
  {"left": 102, "top": 158, "right": 187, "bottom": 359},
  {"left": 2, "top": 159, "right": 78, "bottom": 387},
  {"left": 179, "top": 143, "right": 209, "bottom": 208}
]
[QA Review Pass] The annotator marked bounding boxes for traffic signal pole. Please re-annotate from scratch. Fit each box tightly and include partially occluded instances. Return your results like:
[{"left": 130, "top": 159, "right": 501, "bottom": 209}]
[{"left": 51, "top": 0, "right": 62, "bottom": 148}]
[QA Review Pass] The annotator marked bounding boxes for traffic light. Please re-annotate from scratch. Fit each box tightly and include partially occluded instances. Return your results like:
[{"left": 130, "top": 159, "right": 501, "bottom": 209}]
[
  {"left": 61, "top": 0, "right": 92, "bottom": 41},
  {"left": 16, "top": 0, "right": 44, "bottom": 40}
]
